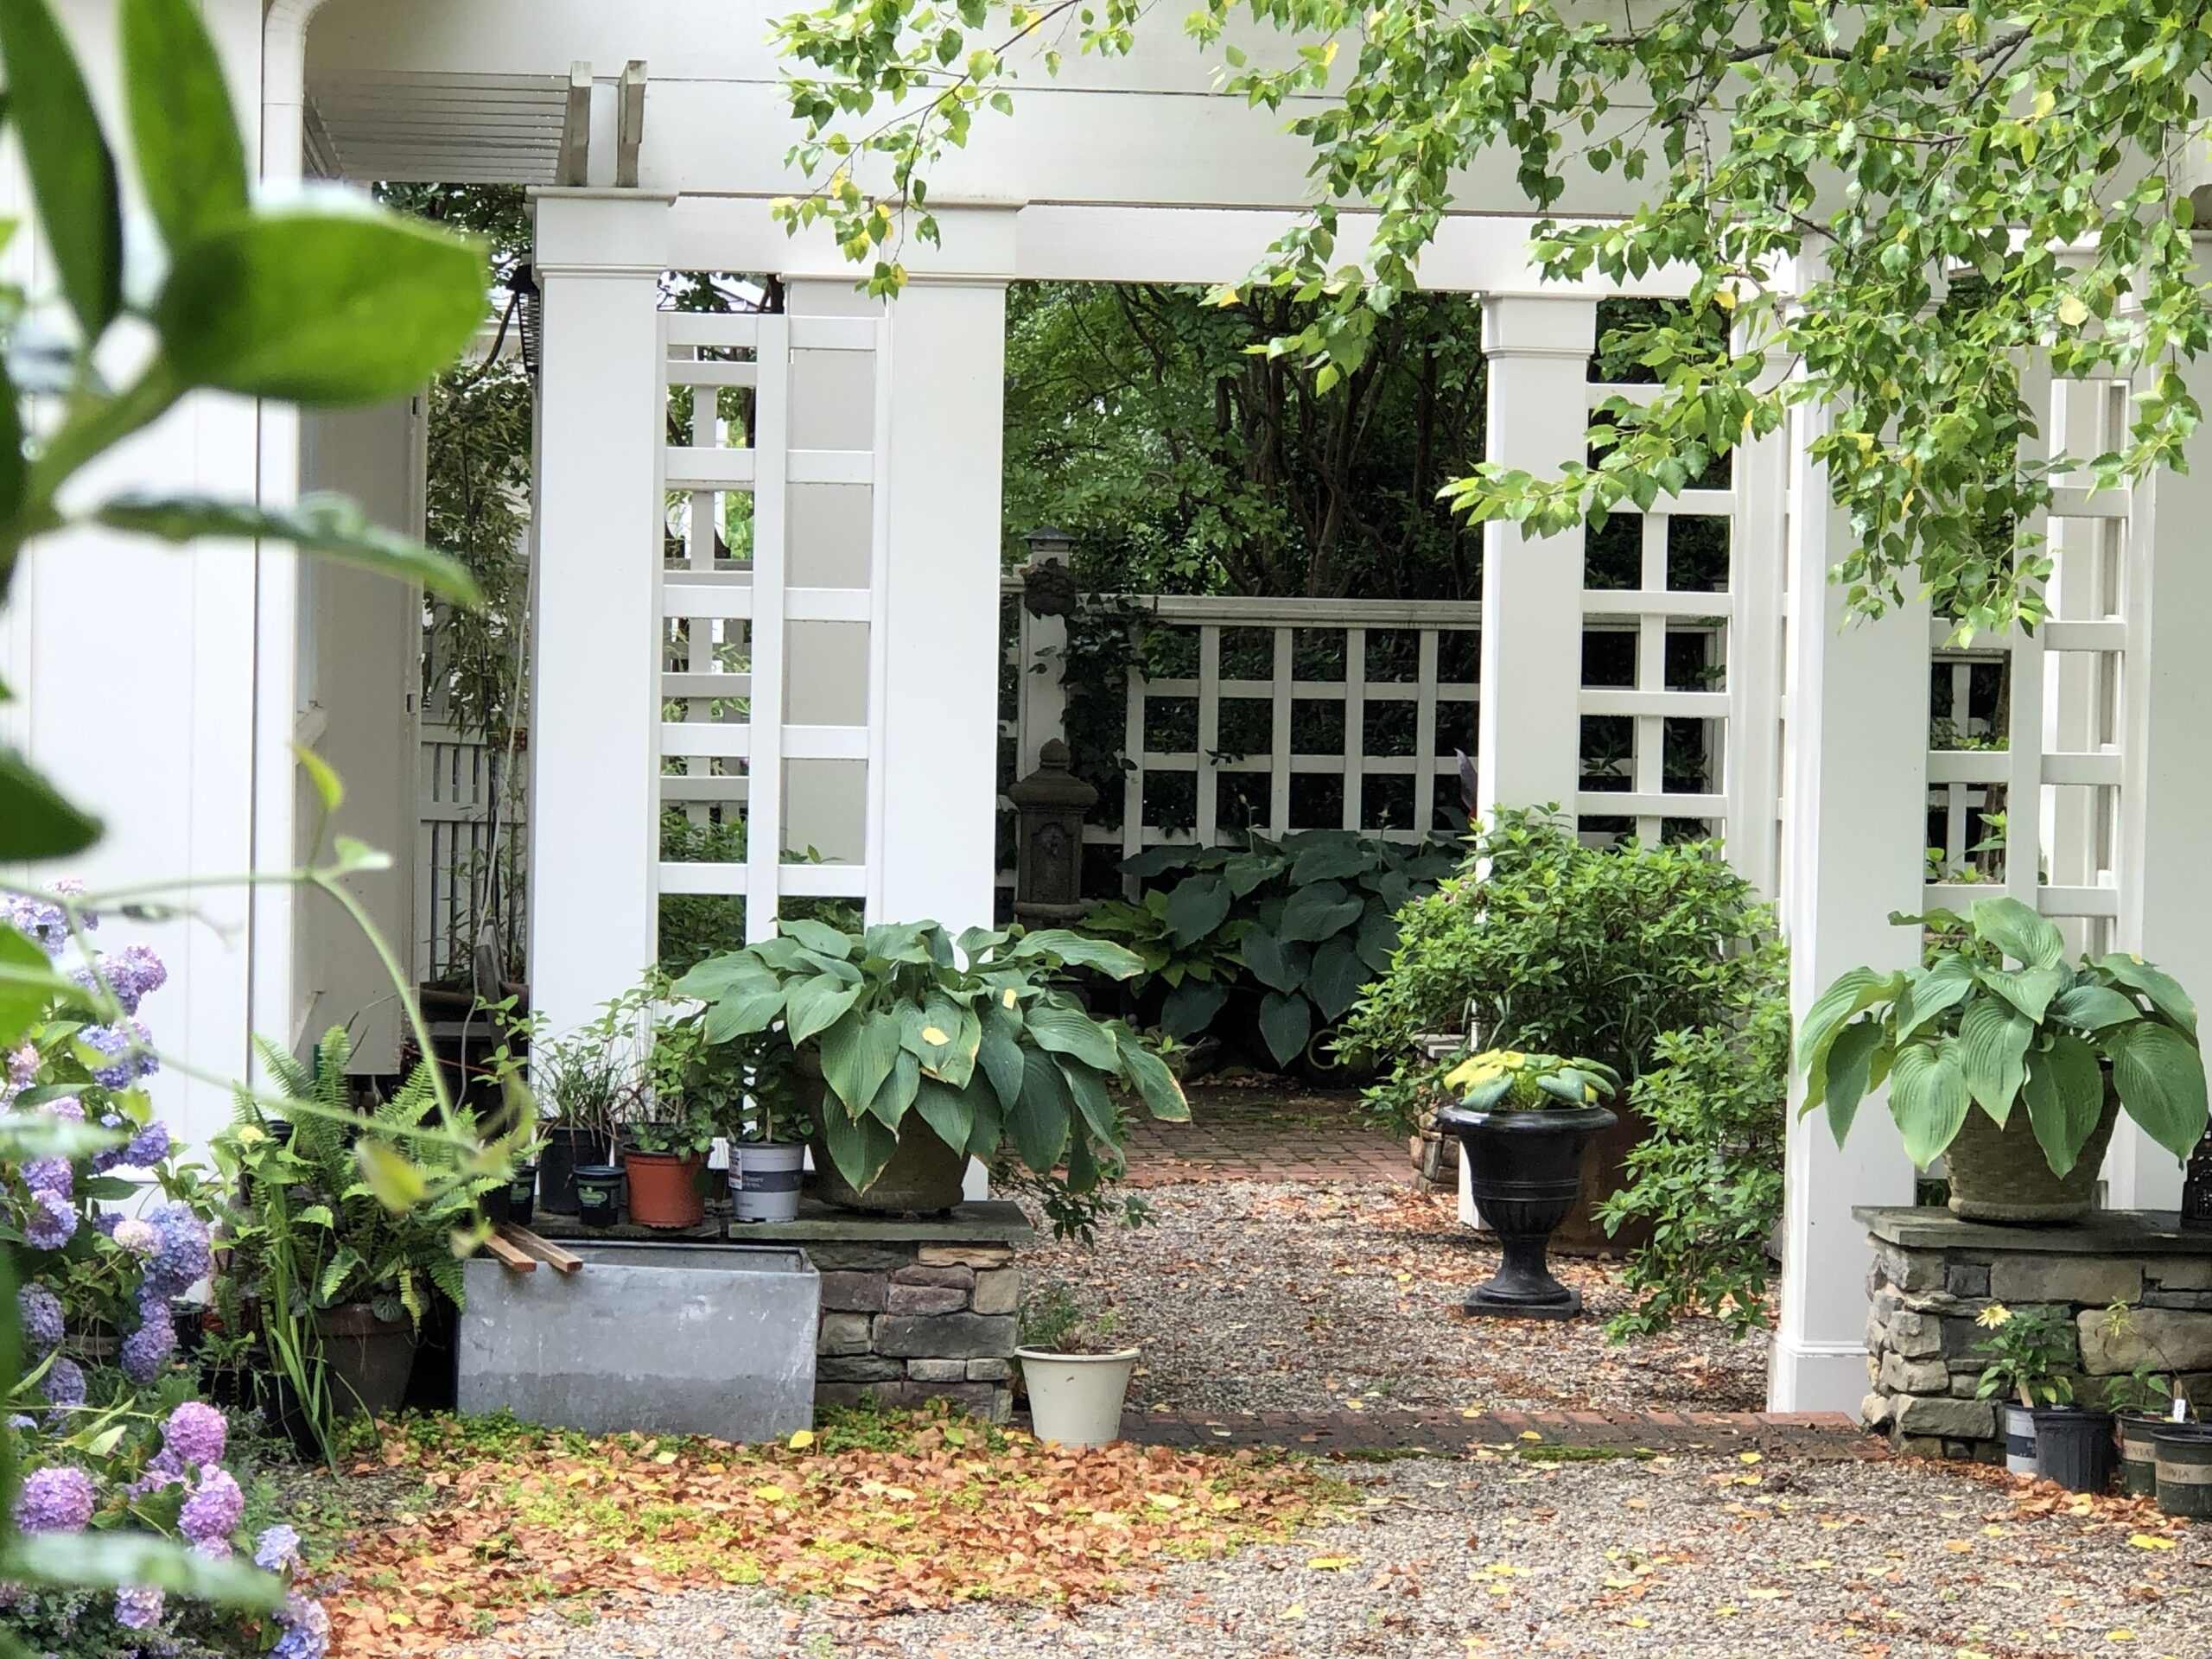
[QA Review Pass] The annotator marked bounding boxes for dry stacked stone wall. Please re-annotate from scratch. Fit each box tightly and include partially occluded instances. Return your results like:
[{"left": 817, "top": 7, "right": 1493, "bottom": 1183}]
[
  {"left": 1857, "top": 1206, "right": 2212, "bottom": 1459},
  {"left": 810, "top": 1237, "right": 1020, "bottom": 1421}
]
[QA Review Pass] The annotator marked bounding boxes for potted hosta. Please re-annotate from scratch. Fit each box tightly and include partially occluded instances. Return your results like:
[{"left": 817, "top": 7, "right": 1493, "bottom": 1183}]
[
  {"left": 1799, "top": 897, "right": 2208, "bottom": 1222},
  {"left": 673, "top": 919, "right": 1187, "bottom": 1214},
  {"left": 1434, "top": 1050, "right": 1621, "bottom": 1319},
  {"left": 1974, "top": 1302, "right": 2108, "bottom": 1488},
  {"left": 1016, "top": 1286, "right": 1139, "bottom": 1449}
]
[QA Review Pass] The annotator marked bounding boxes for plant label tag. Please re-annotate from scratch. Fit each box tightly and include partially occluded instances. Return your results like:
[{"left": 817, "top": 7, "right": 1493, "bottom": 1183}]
[{"left": 2172, "top": 1395, "right": 2190, "bottom": 1423}]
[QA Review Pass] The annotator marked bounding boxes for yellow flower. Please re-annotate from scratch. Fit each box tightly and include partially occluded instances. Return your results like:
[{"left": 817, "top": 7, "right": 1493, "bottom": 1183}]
[{"left": 1976, "top": 1303, "right": 2013, "bottom": 1328}]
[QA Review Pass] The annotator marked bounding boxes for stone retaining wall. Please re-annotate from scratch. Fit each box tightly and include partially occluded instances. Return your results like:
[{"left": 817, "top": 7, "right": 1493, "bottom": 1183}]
[
  {"left": 811, "top": 1238, "right": 1019, "bottom": 1421},
  {"left": 1856, "top": 1206, "right": 2212, "bottom": 1459}
]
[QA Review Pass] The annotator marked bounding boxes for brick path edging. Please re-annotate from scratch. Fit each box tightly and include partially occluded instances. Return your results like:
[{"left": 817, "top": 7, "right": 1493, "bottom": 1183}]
[{"left": 1104, "top": 1406, "right": 1887, "bottom": 1461}]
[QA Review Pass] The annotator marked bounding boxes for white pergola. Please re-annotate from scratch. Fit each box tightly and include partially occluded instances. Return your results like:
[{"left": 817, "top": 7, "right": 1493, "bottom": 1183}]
[{"left": 10, "top": 0, "right": 2212, "bottom": 1414}]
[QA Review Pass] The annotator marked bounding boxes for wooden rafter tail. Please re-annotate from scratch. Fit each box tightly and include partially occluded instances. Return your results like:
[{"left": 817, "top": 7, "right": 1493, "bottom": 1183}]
[{"left": 500, "top": 1224, "right": 585, "bottom": 1274}]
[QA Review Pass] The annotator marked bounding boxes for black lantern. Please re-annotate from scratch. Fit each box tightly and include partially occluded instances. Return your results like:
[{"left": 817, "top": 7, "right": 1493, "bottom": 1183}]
[{"left": 510, "top": 262, "right": 543, "bottom": 376}]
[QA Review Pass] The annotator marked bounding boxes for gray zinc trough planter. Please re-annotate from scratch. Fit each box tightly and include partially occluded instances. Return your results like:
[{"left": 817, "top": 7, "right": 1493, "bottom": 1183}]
[{"left": 458, "top": 1243, "right": 819, "bottom": 1443}]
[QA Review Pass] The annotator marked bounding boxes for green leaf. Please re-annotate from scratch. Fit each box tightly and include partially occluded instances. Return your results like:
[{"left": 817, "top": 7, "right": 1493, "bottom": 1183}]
[
  {"left": 119, "top": 0, "right": 247, "bottom": 249},
  {"left": 2051, "top": 984, "right": 2146, "bottom": 1032},
  {"left": 1307, "top": 935, "right": 1369, "bottom": 1023},
  {"left": 0, "top": 352, "right": 22, "bottom": 517},
  {"left": 1058, "top": 1056, "right": 1116, "bottom": 1141},
  {"left": 818, "top": 1007, "right": 901, "bottom": 1116},
  {"left": 0, "top": 747, "right": 101, "bottom": 859},
  {"left": 1819, "top": 1018, "right": 1888, "bottom": 1147},
  {"left": 699, "top": 977, "right": 785, "bottom": 1042},
  {"left": 2099, "top": 953, "right": 2199, "bottom": 1036},
  {"left": 1887, "top": 1041, "right": 1971, "bottom": 1168},
  {"left": 156, "top": 210, "right": 488, "bottom": 403},
  {"left": 911, "top": 1074, "right": 980, "bottom": 1160},
  {"left": 865, "top": 921, "right": 938, "bottom": 964},
  {"left": 820, "top": 1097, "right": 898, "bottom": 1192},
  {"left": 0, "top": 0, "right": 121, "bottom": 336},
  {"left": 1160, "top": 979, "right": 1228, "bottom": 1039},
  {"left": 1257, "top": 989, "right": 1313, "bottom": 1068},
  {"left": 976, "top": 1004, "right": 1026, "bottom": 1113},
  {"left": 779, "top": 918, "right": 855, "bottom": 958},
  {"left": 1162, "top": 874, "right": 1234, "bottom": 946},
  {"left": 1116, "top": 1032, "right": 1189, "bottom": 1122},
  {"left": 1796, "top": 966, "right": 1900, "bottom": 1074},
  {"left": 1239, "top": 925, "right": 1309, "bottom": 995},
  {"left": 1355, "top": 906, "right": 1401, "bottom": 974},
  {"left": 0, "top": 924, "right": 80, "bottom": 1046},
  {"left": 1970, "top": 895, "right": 2064, "bottom": 969},
  {"left": 1958, "top": 995, "right": 2033, "bottom": 1125},
  {"left": 353, "top": 1141, "right": 426, "bottom": 1211},
  {"left": 96, "top": 493, "right": 483, "bottom": 607},
  {"left": 1277, "top": 879, "right": 1365, "bottom": 944},
  {"left": 1004, "top": 929, "right": 1144, "bottom": 978},
  {"left": 1894, "top": 956, "right": 1974, "bottom": 1043},
  {"left": 2108, "top": 1021, "right": 2209, "bottom": 1163},
  {"left": 2, "top": 1531, "right": 283, "bottom": 1611},
  {"left": 1022, "top": 1001, "right": 1122, "bottom": 1071},
  {"left": 864, "top": 1048, "right": 922, "bottom": 1129},
  {"left": 2021, "top": 1032, "right": 2107, "bottom": 1177},
  {"left": 785, "top": 976, "right": 865, "bottom": 1046},
  {"left": 1980, "top": 964, "right": 2065, "bottom": 1025},
  {"left": 295, "top": 742, "right": 343, "bottom": 816},
  {"left": 1287, "top": 836, "right": 1372, "bottom": 883},
  {"left": 1007, "top": 1046, "right": 1071, "bottom": 1171}
]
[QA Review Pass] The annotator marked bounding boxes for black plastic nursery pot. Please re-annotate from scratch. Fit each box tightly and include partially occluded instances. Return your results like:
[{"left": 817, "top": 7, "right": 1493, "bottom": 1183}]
[
  {"left": 505, "top": 1164, "right": 538, "bottom": 1228},
  {"left": 2031, "top": 1406, "right": 2116, "bottom": 1494},
  {"left": 539, "top": 1126, "right": 610, "bottom": 1217},
  {"left": 2154, "top": 1420, "right": 2212, "bottom": 1518},
  {"left": 2118, "top": 1412, "right": 2164, "bottom": 1498},
  {"left": 1434, "top": 1101, "right": 1618, "bottom": 1319},
  {"left": 574, "top": 1163, "right": 623, "bottom": 1228}
]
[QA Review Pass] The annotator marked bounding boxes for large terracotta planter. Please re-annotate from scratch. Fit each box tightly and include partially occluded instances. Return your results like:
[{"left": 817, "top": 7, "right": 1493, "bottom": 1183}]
[
  {"left": 1946, "top": 1085, "right": 2121, "bottom": 1223},
  {"left": 623, "top": 1150, "right": 709, "bottom": 1229}
]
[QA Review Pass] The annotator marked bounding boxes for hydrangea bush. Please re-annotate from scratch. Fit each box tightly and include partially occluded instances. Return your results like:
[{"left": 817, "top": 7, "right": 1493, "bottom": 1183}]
[{"left": 3, "top": 887, "right": 330, "bottom": 1656}]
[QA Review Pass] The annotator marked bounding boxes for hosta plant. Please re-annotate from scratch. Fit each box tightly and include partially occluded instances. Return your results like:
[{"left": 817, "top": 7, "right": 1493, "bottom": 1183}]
[
  {"left": 1444, "top": 1049, "right": 1622, "bottom": 1111},
  {"left": 1799, "top": 897, "right": 2208, "bottom": 1173},
  {"left": 672, "top": 920, "right": 1189, "bottom": 1197}
]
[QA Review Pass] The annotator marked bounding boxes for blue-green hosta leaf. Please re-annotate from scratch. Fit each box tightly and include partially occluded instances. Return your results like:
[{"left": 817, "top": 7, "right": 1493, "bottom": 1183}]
[
  {"left": 1816, "top": 1017, "right": 1890, "bottom": 1147},
  {"left": 778, "top": 917, "right": 855, "bottom": 958},
  {"left": 1058, "top": 1056, "right": 1116, "bottom": 1141},
  {"left": 820, "top": 1098, "right": 897, "bottom": 1194},
  {"left": 2020, "top": 1032, "right": 2107, "bottom": 1178},
  {"left": 2108, "top": 1020, "right": 2209, "bottom": 1164},
  {"left": 1287, "top": 835, "right": 1373, "bottom": 883},
  {"left": 976, "top": 1003, "right": 1026, "bottom": 1114},
  {"left": 1894, "top": 955, "right": 1974, "bottom": 1043},
  {"left": 1007, "top": 1046, "right": 1072, "bottom": 1171},
  {"left": 699, "top": 977, "right": 785, "bottom": 1043},
  {"left": 818, "top": 1007, "right": 901, "bottom": 1116},
  {"left": 1021, "top": 1001, "right": 1122, "bottom": 1071},
  {"left": 1257, "top": 988, "right": 1313, "bottom": 1068},
  {"left": 2098, "top": 953, "right": 2199, "bottom": 1036},
  {"left": 156, "top": 210, "right": 488, "bottom": 403},
  {"left": 1307, "top": 934, "right": 1370, "bottom": 1024},
  {"left": 1277, "top": 879, "right": 1365, "bottom": 944},
  {"left": 1796, "top": 966, "right": 1902, "bottom": 1077},
  {"left": 910, "top": 1074, "right": 982, "bottom": 1161},
  {"left": 784, "top": 976, "right": 865, "bottom": 1046},
  {"left": 1355, "top": 906, "right": 1401, "bottom": 974},
  {"left": 96, "top": 493, "right": 482, "bottom": 607},
  {"left": 1958, "top": 995, "right": 2033, "bottom": 1126},
  {"left": 864, "top": 1049, "right": 921, "bottom": 1130},
  {"left": 2050, "top": 983, "right": 2148, "bottom": 1032},
  {"left": 1979, "top": 964, "right": 2066, "bottom": 1025},
  {"left": 1003, "top": 928, "right": 1145, "bottom": 979},
  {"left": 1162, "top": 874, "right": 1234, "bottom": 946},
  {"left": 1239, "top": 925, "right": 1309, "bottom": 995},
  {"left": 1887, "top": 1040, "right": 1971, "bottom": 1169},
  {"left": 1160, "top": 979, "right": 1227, "bottom": 1039},
  {"left": 1970, "top": 895, "right": 2064, "bottom": 970}
]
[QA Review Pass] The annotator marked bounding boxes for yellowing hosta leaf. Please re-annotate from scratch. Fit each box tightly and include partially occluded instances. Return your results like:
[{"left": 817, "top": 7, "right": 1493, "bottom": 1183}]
[
  {"left": 753, "top": 1484, "right": 788, "bottom": 1502},
  {"left": 2127, "top": 1533, "right": 2176, "bottom": 1550},
  {"left": 921, "top": 1026, "right": 950, "bottom": 1045},
  {"left": 1306, "top": 1556, "right": 1357, "bottom": 1570},
  {"left": 788, "top": 1430, "right": 816, "bottom": 1450}
]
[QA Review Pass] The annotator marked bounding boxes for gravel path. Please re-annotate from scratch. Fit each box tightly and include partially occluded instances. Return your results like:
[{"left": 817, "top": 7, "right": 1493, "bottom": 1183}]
[
  {"left": 1020, "top": 1180, "right": 1768, "bottom": 1414},
  {"left": 468, "top": 1453, "right": 2210, "bottom": 1658}
]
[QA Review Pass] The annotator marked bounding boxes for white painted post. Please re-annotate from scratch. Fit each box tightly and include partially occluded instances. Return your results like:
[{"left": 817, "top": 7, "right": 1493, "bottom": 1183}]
[
  {"left": 527, "top": 192, "right": 671, "bottom": 1039},
  {"left": 1014, "top": 527, "right": 1073, "bottom": 782},
  {"left": 1771, "top": 400, "right": 1924, "bottom": 1413},
  {"left": 2110, "top": 334, "right": 2212, "bottom": 1211},
  {"left": 874, "top": 279, "right": 1008, "bottom": 934},
  {"left": 1726, "top": 349, "right": 1789, "bottom": 899},
  {"left": 1477, "top": 296, "right": 1595, "bottom": 820}
]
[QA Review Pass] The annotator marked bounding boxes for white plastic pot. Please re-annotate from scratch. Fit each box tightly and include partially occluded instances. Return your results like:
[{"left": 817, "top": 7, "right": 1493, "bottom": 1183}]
[
  {"left": 729, "top": 1141, "right": 804, "bottom": 1224},
  {"left": 1018, "top": 1347, "right": 1140, "bottom": 1448}
]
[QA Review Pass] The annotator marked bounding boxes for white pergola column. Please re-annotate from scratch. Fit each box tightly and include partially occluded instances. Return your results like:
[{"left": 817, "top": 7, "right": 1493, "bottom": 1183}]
[
  {"left": 527, "top": 191, "right": 671, "bottom": 1039},
  {"left": 1477, "top": 296, "right": 1595, "bottom": 818},
  {"left": 2111, "top": 340, "right": 2212, "bottom": 1210},
  {"left": 873, "top": 279, "right": 1008, "bottom": 933},
  {"left": 1771, "top": 400, "right": 1923, "bottom": 1412}
]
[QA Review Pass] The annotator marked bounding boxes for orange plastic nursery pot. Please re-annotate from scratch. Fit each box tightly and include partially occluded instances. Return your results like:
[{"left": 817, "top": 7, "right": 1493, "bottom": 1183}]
[{"left": 623, "top": 1150, "right": 708, "bottom": 1229}]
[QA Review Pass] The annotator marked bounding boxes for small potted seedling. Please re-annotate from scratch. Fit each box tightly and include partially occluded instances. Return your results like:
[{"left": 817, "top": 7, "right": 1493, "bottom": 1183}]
[
  {"left": 1975, "top": 1303, "right": 2108, "bottom": 1489},
  {"left": 1016, "top": 1286, "right": 1139, "bottom": 1450},
  {"left": 2094, "top": 1303, "right": 2177, "bottom": 1497}
]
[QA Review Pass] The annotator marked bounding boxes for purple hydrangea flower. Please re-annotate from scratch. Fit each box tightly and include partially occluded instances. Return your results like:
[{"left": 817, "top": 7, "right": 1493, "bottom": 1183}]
[
  {"left": 40, "top": 1355, "right": 86, "bottom": 1421},
  {"left": 123, "top": 1119, "right": 171, "bottom": 1168},
  {"left": 253, "top": 1524, "right": 302, "bottom": 1573},
  {"left": 22, "top": 1157, "right": 71, "bottom": 1198},
  {"left": 16, "top": 1283, "right": 64, "bottom": 1353},
  {"left": 160, "top": 1402, "right": 227, "bottom": 1473},
  {"left": 120, "top": 1306, "right": 175, "bottom": 1384},
  {"left": 5, "top": 881, "right": 89, "bottom": 954},
  {"left": 271, "top": 1595, "right": 331, "bottom": 1659},
  {"left": 11, "top": 1465, "right": 95, "bottom": 1533},
  {"left": 81, "top": 1024, "right": 139, "bottom": 1090},
  {"left": 6, "top": 1044, "right": 34, "bottom": 1087},
  {"left": 178, "top": 1467, "right": 243, "bottom": 1555},
  {"left": 99, "top": 944, "right": 167, "bottom": 1015},
  {"left": 35, "top": 1092, "right": 84, "bottom": 1123},
  {"left": 25, "top": 1189, "right": 76, "bottom": 1250},
  {"left": 113, "top": 1586, "right": 164, "bottom": 1630},
  {"left": 110, "top": 1216, "right": 161, "bottom": 1259},
  {"left": 144, "top": 1203, "right": 212, "bottom": 1299}
]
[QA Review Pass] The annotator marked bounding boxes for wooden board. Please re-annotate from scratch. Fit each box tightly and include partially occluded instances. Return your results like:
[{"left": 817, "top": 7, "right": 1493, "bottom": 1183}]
[{"left": 501, "top": 1224, "right": 584, "bottom": 1274}]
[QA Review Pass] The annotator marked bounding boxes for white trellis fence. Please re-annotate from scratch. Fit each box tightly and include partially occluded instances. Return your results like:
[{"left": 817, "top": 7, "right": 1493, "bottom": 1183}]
[{"left": 415, "top": 721, "right": 524, "bottom": 982}]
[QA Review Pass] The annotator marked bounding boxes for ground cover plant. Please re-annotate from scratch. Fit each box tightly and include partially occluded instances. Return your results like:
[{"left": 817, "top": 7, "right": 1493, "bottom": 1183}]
[{"left": 312, "top": 1408, "right": 1343, "bottom": 1653}]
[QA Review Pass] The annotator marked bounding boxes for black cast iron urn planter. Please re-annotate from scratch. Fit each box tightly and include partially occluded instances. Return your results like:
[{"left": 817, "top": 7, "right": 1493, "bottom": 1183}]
[{"left": 1436, "top": 1101, "right": 1617, "bottom": 1319}]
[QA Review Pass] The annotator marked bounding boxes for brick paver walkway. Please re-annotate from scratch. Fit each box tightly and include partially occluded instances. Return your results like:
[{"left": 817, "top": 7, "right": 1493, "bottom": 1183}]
[
  {"left": 1114, "top": 1405, "right": 1883, "bottom": 1460},
  {"left": 1122, "top": 1081, "right": 1407, "bottom": 1186}
]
